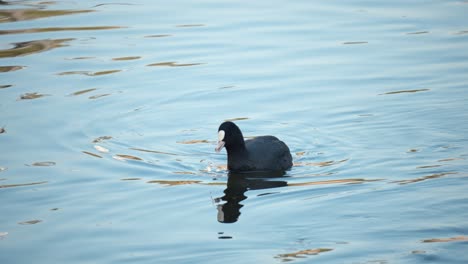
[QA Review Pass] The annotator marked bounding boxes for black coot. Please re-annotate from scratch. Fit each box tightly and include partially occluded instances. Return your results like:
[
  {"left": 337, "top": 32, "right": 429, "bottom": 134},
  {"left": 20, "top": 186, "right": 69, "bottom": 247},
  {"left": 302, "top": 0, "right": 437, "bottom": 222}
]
[{"left": 215, "top": 121, "right": 293, "bottom": 172}]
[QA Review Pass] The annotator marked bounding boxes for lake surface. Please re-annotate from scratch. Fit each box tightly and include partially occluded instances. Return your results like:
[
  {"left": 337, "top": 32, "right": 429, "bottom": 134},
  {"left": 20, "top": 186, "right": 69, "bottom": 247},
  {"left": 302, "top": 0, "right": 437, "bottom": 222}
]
[{"left": 1, "top": 0, "right": 468, "bottom": 263}]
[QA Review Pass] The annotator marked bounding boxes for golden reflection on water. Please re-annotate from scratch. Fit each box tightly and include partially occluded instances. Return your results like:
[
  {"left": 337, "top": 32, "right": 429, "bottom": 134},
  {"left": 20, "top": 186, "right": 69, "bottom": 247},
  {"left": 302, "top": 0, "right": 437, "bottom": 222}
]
[
  {"left": 112, "top": 56, "right": 141, "bottom": 61},
  {"left": 89, "top": 93, "right": 111, "bottom": 100},
  {"left": 0, "top": 9, "right": 92, "bottom": 23},
  {"left": 219, "top": 86, "right": 236, "bottom": 90},
  {"left": 274, "top": 248, "right": 333, "bottom": 262},
  {"left": 144, "top": 34, "right": 171, "bottom": 38},
  {"left": 438, "top": 157, "right": 464, "bottom": 162},
  {"left": 295, "top": 151, "right": 306, "bottom": 157},
  {"left": 407, "top": 31, "right": 429, "bottom": 35},
  {"left": 113, "top": 154, "right": 142, "bottom": 161},
  {"left": 380, "top": 89, "right": 430, "bottom": 95},
  {"left": 82, "top": 151, "right": 102, "bottom": 158},
  {"left": 393, "top": 172, "right": 457, "bottom": 185},
  {"left": 67, "top": 56, "right": 95, "bottom": 60},
  {"left": 147, "top": 180, "right": 201, "bottom": 186},
  {"left": 422, "top": 236, "right": 468, "bottom": 243},
  {"left": 342, "top": 41, "right": 368, "bottom": 45},
  {"left": 200, "top": 164, "right": 227, "bottom": 173},
  {"left": 144, "top": 177, "right": 373, "bottom": 188},
  {"left": 18, "top": 92, "right": 49, "bottom": 100},
  {"left": 68, "top": 88, "right": 97, "bottom": 96},
  {"left": 0, "top": 181, "right": 47, "bottom": 189},
  {"left": 27, "top": 161, "right": 56, "bottom": 166},
  {"left": 224, "top": 117, "right": 249, "bottom": 122},
  {"left": 0, "top": 38, "right": 73, "bottom": 58},
  {"left": 0, "top": 26, "right": 122, "bottom": 35},
  {"left": 288, "top": 178, "right": 376, "bottom": 187},
  {"left": 294, "top": 159, "right": 348, "bottom": 167},
  {"left": 175, "top": 24, "right": 205, "bottom": 27},
  {"left": 147, "top": 62, "right": 203, "bottom": 67},
  {"left": 173, "top": 171, "right": 197, "bottom": 175},
  {"left": 57, "top": 70, "right": 121, "bottom": 76},
  {"left": 130, "top": 147, "right": 178, "bottom": 156},
  {"left": 18, "top": 220, "right": 42, "bottom": 225},
  {"left": 92, "top": 136, "right": 112, "bottom": 143},
  {"left": 92, "top": 3, "right": 136, "bottom": 8},
  {"left": 177, "top": 139, "right": 211, "bottom": 144},
  {"left": 416, "top": 164, "right": 442, "bottom": 169},
  {"left": 0, "top": 65, "right": 25, "bottom": 72}
]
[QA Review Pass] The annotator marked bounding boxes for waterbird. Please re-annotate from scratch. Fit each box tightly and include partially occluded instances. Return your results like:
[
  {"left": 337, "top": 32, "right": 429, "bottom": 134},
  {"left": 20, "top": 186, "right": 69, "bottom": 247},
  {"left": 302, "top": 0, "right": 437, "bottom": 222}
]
[{"left": 215, "top": 121, "right": 293, "bottom": 172}]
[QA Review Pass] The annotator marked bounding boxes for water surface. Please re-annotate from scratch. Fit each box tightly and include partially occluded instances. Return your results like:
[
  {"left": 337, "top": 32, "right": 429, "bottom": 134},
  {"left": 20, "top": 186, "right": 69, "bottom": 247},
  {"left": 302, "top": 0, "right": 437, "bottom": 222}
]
[{"left": 1, "top": 0, "right": 468, "bottom": 263}]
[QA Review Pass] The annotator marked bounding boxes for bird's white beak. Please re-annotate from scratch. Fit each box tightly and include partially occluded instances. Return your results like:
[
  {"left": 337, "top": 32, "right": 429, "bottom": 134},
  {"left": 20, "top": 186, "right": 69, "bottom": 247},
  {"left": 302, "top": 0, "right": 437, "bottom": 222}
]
[
  {"left": 215, "top": 130, "right": 226, "bottom": 153},
  {"left": 215, "top": 141, "right": 225, "bottom": 153}
]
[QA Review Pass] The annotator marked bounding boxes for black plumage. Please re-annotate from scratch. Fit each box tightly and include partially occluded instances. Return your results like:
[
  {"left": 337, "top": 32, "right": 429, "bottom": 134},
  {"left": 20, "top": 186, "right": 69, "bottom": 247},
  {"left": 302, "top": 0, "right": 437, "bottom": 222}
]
[{"left": 215, "top": 121, "right": 293, "bottom": 172}]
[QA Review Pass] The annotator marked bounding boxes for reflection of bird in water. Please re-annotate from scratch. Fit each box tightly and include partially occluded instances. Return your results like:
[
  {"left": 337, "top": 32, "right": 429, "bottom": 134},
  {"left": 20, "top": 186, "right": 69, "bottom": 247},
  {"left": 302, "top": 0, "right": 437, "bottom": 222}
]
[{"left": 216, "top": 171, "right": 287, "bottom": 223}]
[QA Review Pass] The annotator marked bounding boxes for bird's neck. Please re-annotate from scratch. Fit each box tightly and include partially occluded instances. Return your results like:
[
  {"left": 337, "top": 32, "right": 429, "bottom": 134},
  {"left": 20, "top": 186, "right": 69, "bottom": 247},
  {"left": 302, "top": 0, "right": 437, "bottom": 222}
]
[
  {"left": 226, "top": 140, "right": 247, "bottom": 162},
  {"left": 226, "top": 142, "right": 246, "bottom": 156}
]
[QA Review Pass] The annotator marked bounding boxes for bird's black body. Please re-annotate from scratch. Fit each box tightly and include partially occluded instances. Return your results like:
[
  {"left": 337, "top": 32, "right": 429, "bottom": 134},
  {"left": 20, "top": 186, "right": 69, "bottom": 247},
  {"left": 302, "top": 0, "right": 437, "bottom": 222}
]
[{"left": 216, "top": 122, "right": 293, "bottom": 172}]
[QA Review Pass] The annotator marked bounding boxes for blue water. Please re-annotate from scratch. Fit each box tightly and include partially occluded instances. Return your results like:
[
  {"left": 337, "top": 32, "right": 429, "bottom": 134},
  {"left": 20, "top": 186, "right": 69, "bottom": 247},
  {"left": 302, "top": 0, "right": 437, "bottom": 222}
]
[{"left": 1, "top": 0, "right": 468, "bottom": 263}]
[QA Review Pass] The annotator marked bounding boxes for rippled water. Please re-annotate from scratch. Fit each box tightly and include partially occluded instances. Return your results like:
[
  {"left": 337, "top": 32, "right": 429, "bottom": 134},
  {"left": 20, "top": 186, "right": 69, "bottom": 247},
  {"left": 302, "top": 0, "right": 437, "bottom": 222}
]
[{"left": 1, "top": 0, "right": 468, "bottom": 263}]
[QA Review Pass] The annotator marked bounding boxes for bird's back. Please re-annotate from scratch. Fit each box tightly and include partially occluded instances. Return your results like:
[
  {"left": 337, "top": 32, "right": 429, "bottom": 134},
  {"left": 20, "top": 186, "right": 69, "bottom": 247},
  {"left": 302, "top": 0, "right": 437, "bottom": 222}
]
[{"left": 244, "top": 136, "right": 293, "bottom": 171}]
